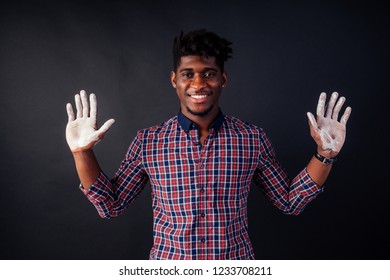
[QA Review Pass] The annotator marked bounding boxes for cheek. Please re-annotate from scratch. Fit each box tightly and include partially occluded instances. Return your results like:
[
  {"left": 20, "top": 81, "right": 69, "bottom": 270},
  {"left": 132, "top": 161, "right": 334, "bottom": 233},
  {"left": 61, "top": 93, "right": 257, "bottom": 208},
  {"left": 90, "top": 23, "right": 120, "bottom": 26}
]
[
  {"left": 175, "top": 86, "right": 187, "bottom": 99},
  {"left": 176, "top": 82, "right": 189, "bottom": 93}
]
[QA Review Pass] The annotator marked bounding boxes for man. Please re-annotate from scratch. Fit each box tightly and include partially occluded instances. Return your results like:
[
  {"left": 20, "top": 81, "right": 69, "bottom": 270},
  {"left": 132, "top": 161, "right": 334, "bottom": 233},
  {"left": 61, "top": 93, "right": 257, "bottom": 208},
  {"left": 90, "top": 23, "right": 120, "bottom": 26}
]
[{"left": 65, "top": 29, "right": 351, "bottom": 260}]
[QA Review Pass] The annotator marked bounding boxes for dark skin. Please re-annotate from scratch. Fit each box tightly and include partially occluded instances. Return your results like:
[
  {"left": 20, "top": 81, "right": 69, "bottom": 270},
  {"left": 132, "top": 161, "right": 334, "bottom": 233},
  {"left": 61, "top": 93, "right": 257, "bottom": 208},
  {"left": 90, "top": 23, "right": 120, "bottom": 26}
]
[
  {"left": 169, "top": 55, "right": 333, "bottom": 186},
  {"left": 170, "top": 55, "right": 227, "bottom": 144},
  {"left": 67, "top": 55, "right": 351, "bottom": 189}
]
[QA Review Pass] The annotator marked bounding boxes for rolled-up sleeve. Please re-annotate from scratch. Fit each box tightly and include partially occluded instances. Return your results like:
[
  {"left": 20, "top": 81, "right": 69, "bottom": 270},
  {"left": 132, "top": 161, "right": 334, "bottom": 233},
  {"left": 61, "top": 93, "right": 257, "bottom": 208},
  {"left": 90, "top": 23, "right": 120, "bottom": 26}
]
[
  {"left": 253, "top": 130, "right": 324, "bottom": 215},
  {"left": 79, "top": 131, "right": 149, "bottom": 218}
]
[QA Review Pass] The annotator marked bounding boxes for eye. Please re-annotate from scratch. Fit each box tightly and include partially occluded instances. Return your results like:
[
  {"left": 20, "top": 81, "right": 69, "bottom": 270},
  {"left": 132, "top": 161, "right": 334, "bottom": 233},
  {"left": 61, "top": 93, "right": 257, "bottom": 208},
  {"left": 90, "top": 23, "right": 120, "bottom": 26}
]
[
  {"left": 203, "top": 71, "right": 216, "bottom": 78},
  {"left": 182, "top": 72, "right": 193, "bottom": 78}
]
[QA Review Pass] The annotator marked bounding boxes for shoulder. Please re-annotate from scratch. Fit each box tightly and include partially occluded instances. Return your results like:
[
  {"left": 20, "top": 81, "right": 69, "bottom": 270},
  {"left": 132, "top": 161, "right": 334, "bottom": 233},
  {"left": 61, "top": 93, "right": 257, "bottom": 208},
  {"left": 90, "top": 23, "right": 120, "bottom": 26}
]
[
  {"left": 223, "top": 115, "right": 275, "bottom": 156},
  {"left": 223, "top": 114, "right": 265, "bottom": 136},
  {"left": 125, "top": 116, "right": 178, "bottom": 159},
  {"left": 136, "top": 116, "right": 178, "bottom": 139}
]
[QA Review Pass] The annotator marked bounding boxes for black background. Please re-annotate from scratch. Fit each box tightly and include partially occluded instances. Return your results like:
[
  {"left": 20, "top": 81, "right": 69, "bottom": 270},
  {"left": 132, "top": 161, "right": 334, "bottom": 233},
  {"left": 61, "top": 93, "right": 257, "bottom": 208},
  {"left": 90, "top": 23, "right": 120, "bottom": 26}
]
[{"left": 0, "top": 0, "right": 388, "bottom": 260}]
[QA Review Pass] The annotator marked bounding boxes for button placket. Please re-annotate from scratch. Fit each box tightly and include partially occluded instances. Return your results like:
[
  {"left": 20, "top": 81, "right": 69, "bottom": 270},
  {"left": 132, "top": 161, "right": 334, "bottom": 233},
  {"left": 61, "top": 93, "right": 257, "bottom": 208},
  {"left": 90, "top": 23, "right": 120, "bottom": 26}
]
[{"left": 197, "top": 145, "right": 209, "bottom": 257}]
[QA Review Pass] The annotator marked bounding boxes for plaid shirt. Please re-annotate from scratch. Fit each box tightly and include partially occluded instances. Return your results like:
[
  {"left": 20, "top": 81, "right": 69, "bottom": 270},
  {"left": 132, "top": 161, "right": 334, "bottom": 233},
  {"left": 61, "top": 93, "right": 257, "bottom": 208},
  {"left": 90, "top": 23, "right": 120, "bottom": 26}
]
[{"left": 81, "top": 111, "right": 323, "bottom": 260}]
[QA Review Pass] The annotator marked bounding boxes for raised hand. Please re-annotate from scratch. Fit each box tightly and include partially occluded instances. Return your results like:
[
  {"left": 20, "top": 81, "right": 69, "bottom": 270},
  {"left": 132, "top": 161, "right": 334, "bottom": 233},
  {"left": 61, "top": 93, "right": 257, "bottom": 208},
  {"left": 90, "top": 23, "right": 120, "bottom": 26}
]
[
  {"left": 307, "top": 92, "right": 352, "bottom": 158},
  {"left": 66, "top": 90, "right": 115, "bottom": 153}
]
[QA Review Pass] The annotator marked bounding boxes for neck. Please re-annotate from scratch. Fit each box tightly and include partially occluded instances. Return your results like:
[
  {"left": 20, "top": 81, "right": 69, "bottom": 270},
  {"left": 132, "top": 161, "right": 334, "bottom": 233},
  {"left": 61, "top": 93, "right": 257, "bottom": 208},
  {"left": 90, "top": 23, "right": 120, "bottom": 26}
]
[{"left": 182, "top": 107, "right": 219, "bottom": 131}]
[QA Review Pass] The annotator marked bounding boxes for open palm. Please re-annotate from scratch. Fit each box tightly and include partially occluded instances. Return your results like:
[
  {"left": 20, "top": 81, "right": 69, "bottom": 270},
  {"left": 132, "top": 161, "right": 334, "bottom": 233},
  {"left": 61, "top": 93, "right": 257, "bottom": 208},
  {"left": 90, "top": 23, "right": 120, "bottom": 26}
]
[
  {"left": 66, "top": 90, "right": 115, "bottom": 152},
  {"left": 307, "top": 92, "right": 351, "bottom": 157}
]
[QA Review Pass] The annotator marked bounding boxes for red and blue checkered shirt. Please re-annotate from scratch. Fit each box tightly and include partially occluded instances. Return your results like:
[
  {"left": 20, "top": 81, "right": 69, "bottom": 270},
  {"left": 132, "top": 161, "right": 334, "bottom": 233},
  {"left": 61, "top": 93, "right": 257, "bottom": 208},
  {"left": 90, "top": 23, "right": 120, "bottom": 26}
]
[{"left": 81, "top": 111, "right": 323, "bottom": 259}]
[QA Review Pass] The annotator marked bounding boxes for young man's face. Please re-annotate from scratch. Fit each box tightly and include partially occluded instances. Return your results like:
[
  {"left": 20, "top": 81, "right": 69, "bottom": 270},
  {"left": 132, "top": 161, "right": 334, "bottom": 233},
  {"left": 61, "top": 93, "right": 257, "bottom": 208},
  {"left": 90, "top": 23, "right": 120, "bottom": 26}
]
[{"left": 171, "top": 55, "right": 227, "bottom": 119}]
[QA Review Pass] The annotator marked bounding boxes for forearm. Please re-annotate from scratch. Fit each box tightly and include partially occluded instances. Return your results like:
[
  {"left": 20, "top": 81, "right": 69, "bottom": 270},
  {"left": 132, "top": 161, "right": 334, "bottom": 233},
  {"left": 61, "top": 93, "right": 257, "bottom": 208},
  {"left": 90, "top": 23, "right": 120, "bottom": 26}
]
[
  {"left": 306, "top": 155, "right": 332, "bottom": 187},
  {"left": 77, "top": 134, "right": 150, "bottom": 218},
  {"left": 72, "top": 149, "right": 101, "bottom": 190}
]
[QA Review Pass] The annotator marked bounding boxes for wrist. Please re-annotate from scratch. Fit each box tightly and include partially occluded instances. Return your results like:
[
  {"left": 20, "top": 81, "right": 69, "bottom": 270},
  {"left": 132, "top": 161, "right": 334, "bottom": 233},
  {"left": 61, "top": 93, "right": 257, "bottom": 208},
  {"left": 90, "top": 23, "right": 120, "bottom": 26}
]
[
  {"left": 316, "top": 146, "right": 338, "bottom": 158},
  {"left": 314, "top": 151, "right": 337, "bottom": 165},
  {"left": 72, "top": 148, "right": 94, "bottom": 157}
]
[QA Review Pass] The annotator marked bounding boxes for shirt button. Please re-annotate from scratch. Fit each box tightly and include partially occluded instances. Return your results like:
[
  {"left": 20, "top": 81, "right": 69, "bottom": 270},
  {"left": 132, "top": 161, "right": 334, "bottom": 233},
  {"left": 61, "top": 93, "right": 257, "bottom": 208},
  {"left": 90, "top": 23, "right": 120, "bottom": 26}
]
[
  {"left": 200, "top": 188, "right": 205, "bottom": 193},
  {"left": 200, "top": 164, "right": 205, "bottom": 169},
  {"left": 200, "top": 238, "right": 206, "bottom": 243},
  {"left": 200, "top": 213, "right": 205, "bottom": 217}
]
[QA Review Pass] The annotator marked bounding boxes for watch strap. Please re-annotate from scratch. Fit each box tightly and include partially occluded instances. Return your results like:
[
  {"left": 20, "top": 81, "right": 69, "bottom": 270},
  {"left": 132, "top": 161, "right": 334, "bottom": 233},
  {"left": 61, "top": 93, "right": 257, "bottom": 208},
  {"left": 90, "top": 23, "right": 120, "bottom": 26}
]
[{"left": 314, "top": 151, "right": 337, "bottom": 165}]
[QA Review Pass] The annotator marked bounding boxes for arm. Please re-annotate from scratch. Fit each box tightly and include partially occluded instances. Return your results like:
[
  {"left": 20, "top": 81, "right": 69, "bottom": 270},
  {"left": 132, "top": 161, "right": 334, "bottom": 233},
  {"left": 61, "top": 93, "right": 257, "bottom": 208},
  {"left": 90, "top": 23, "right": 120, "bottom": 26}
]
[
  {"left": 254, "top": 131, "right": 322, "bottom": 215},
  {"left": 79, "top": 133, "right": 149, "bottom": 218},
  {"left": 66, "top": 90, "right": 149, "bottom": 218},
  {"left": 306, "top": 92, "right": 352, "bottom": 186},
  {"left": 65, "top": 90, "right": 115, "bottom": 189},
  {"left": 254, "top": 92, "right": 351, "bottom": 215}
]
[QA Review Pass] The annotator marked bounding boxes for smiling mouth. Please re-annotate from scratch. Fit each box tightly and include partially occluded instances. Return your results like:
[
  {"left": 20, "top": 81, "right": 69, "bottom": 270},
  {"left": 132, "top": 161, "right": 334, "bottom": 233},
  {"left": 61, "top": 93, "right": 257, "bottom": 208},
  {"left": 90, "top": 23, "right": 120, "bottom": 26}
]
[
  {"left": 187, "top": 94, "right": 211, "bottom": 104},
  {"left": 190, "top": 94, "right": 209, "bottom": 99}
]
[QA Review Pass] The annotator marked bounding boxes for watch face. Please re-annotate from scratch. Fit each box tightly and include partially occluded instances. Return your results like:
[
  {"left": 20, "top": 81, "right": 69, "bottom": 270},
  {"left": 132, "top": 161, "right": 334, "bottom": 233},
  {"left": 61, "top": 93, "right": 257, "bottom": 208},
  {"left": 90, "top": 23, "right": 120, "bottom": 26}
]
[{"left": 324, "top": 157, "right": 337, "bottom": 164}]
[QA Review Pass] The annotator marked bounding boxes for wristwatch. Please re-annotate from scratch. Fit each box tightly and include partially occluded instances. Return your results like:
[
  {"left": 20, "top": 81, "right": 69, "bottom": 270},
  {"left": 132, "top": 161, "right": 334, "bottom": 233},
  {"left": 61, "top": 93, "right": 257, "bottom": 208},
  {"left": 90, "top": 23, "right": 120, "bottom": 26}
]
[{"left": 314, "top": 151, "right": 337, "bottom": 165}]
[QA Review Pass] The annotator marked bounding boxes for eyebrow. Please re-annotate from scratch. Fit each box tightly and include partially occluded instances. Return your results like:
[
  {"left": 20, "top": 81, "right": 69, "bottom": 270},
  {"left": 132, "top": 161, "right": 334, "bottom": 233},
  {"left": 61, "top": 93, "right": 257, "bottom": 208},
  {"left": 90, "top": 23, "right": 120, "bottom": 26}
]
[{"left": 179, "top": 67, "right": 219, "bottom": 72}]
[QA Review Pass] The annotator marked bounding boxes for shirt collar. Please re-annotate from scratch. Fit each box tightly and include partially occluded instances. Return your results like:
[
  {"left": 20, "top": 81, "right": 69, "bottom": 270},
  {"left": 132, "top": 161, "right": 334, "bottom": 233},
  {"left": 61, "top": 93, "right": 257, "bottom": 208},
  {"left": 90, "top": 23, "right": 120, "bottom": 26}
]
[{"left": 178, "top": 109, "right": 225, "bottom": 132}]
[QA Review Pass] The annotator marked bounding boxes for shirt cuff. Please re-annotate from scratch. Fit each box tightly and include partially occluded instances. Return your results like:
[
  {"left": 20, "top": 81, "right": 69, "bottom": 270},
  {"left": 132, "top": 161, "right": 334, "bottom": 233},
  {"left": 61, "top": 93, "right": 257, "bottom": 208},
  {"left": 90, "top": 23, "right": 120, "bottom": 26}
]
[
  {"left": 78, "top": 171, "right": 114, "bottom": 204},
  {"left": 296, "top": 167, "right": 325, "bottom": 197}
]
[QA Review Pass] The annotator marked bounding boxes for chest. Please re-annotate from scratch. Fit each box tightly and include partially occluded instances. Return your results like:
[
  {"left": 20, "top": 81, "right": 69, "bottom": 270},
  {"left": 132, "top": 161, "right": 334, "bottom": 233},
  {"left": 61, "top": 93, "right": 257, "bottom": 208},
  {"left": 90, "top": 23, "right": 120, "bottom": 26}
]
[{"left": 142, "top": 131, "right": 259, "bottom": 188}]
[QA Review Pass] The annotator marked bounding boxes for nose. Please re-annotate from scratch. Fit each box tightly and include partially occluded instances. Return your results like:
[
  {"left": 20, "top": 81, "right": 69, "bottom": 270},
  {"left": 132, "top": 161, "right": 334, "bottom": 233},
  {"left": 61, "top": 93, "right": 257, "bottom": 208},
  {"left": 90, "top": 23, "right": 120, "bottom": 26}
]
[{"left": 190, "top": 74, "right": 206, "bottom": 91}]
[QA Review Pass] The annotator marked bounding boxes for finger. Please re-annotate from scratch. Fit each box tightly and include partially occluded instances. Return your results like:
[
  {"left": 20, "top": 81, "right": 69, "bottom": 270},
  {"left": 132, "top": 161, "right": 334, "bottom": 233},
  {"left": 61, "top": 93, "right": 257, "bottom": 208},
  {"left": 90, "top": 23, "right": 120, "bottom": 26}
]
[
  {"left": 75, "top": 93, "right": 82, "bottom": 118},
  {"left": 90, "top": 93, "right": 97, "bottom": 122},
  {"left": 306, "top": 112, "right": 318, "bottom": 130},
  {"left": 80, "top": 90, "right": 89, "bottom": 118},
  {"left": 332, "top": 96, "right": 346, "bottom": 121},
  {"left": 340, "top": 106, "right": 352, "bottom": 126},
  {"left": 97, "top": 119, "right": 115, "bottom": 137},
  {"left": 316, "top": 92, "right": 326, "bottom": 117},
  {"left": 66, "top": 103, "right": 75, "bottom": 122},
  {"left": 325, "top": 92, "right": 339, "bottom": 118}
]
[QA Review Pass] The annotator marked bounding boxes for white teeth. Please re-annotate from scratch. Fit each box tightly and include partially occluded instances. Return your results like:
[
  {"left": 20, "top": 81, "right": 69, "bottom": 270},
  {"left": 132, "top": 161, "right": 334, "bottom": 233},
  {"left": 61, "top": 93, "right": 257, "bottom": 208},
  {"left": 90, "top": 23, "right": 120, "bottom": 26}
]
[{"left": 191, "top": 95, "right": 208, "bottom": 99}]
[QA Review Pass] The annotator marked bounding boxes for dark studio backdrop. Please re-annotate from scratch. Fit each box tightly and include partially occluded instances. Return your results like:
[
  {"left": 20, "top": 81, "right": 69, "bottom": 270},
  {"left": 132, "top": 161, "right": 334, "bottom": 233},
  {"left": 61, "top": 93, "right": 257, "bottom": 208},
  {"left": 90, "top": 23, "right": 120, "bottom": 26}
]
[{"left": 0, "top": 0, "right": 388, "bottom": 260}]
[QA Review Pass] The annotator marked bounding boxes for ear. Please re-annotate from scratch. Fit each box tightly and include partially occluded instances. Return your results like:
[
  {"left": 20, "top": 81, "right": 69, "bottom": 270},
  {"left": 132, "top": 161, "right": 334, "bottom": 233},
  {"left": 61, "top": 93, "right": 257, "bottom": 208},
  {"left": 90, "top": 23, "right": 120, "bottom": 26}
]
[
  {"left": 170, "top": 71, "right": 177, "bottom": 88},
  {"left": 222, "top": 71, "right": 228, "bottom": 87}
]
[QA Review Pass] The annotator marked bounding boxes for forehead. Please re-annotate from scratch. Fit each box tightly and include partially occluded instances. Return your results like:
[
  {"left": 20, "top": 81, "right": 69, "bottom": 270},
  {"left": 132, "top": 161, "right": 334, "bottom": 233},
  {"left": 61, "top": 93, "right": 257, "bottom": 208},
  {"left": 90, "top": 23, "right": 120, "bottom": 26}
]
[{"left": 178, "top": 55, "right": 219, "bottom": 70}]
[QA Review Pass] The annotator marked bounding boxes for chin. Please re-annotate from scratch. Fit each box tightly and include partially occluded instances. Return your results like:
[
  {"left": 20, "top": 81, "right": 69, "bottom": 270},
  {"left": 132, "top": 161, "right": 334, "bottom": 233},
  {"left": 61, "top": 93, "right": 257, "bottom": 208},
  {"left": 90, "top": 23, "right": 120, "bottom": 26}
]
[{"left": 187, "top": 105, "right": 214, "bottom": 117}]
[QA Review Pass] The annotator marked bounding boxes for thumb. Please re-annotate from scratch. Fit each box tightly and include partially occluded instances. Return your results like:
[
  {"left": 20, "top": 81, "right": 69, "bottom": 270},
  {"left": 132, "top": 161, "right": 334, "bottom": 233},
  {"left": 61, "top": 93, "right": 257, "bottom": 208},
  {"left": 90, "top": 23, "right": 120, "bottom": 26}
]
[
  {"left": 306, "top": 112, "right": 317, "bottom": 130},
  {"left": 306, "top": 112, "right": 318, "bottom": 131},
  {"left": 307, "top": 112, "right": 320, "bottom": 142},
  {"left": 97, "top": 119, "right": 115, "bottom": 138}
]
